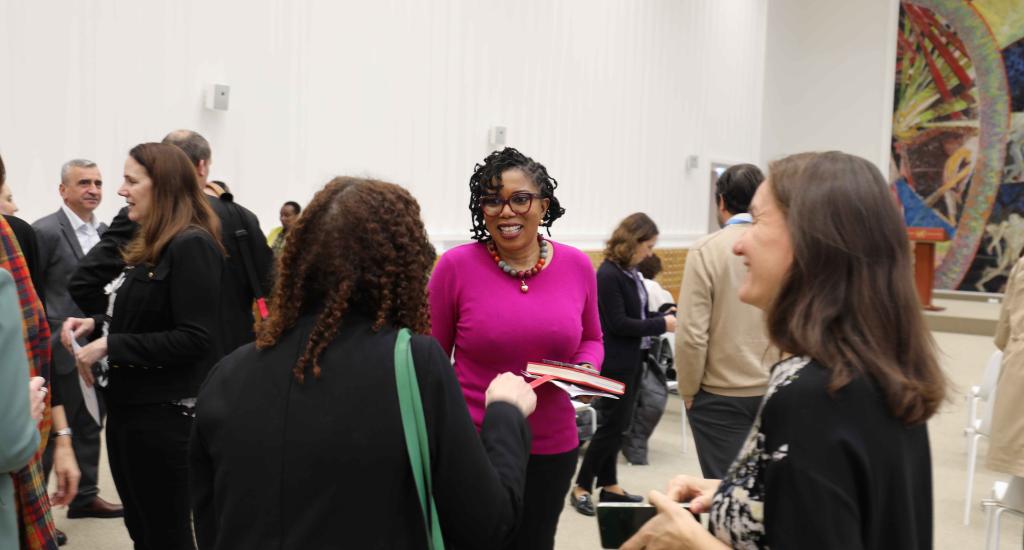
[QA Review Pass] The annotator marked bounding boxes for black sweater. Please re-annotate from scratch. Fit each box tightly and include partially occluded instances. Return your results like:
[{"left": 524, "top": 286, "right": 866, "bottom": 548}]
[
  {"left": 596, "top": 259, "right": 666, "bottom": 379},
  {"left": 189, "top": 313, "right": 532, "bottom": 549}
]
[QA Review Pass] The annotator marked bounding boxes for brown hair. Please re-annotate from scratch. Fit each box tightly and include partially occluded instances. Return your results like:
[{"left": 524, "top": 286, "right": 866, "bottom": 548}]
[
  {"left": 604, "top": 213, "right": 659, "bottom": 267},
  {"left": 765, "top": 151, "right": 945, "bottom": 425},
  {"left": 256, "top": 177, "right": 436, "bottom": 382},
  {"left": 122, "top": 143, "right": 223, "bottom": 266}
]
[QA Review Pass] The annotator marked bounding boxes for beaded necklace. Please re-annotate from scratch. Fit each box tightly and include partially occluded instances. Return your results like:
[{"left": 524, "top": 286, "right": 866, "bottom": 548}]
[{"left": 486, "top": 235, "right": 549, "bottom": 293}]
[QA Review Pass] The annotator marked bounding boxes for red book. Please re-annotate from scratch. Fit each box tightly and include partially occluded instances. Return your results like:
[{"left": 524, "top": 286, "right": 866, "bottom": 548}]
[{"left": 525, "top": 361, "right": 625, "bottom": 395}]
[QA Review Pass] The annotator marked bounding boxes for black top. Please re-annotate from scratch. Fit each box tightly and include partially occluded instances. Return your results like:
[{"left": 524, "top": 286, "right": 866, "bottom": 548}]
[
  {"left": 709, "top": 357, "right": 933, "bottom": 549},
  {"left": 70, "top": 197, "right": 272, "bottom": 356},
  {"left": 596, "top": 259, "right": 666, "bottom": 379},
  {"left": 100, "top": 229, "right": 224, "bottom": 405},
  {"left": 5, "top": 214, "right": 45, "bottom": 307},
  {"left": 206, "top": 193, "right": 274, "bottom": 353},
  {"left": 189, "top": 313, "right": 531, "bottom": 550}
]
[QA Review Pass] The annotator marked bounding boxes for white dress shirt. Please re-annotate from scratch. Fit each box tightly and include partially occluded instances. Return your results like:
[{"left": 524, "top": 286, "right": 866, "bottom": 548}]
[{"left": 61, "top": 204, "right": 101, "bottom": 254}]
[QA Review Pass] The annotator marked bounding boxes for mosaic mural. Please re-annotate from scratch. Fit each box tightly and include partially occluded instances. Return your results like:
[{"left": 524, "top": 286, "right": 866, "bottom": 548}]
[{"left": 891, "top": 0, "right": 1024, "bottom": 291}]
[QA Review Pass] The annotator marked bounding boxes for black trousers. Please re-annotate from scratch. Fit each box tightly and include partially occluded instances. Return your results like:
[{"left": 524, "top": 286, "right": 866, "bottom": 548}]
[
  {"left": 105, "top": 402, "right": 194, "bottom": 550},
  {"left": 506, "top": 448, "right": 578, "bottom": 550},
  {"left": 574, "top": 366, "right": 643, "bottom": 492},
  {"left": 43, "top": 369, "right": 105, "bottom": 509},
  {"left": 686, "top": 390, "right": 762, "bottom": 479}
]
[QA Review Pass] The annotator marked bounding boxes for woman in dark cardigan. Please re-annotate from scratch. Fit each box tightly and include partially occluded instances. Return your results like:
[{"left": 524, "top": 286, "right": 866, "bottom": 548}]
[
  {"left": 570, "top": 213, "right": 676, "bottom": 515},
  {"left": 63, "top": 143, "right": 225, "bottom": 549},
  {"left": 189, "top": 177, "right": 537, "bottom": 549}
]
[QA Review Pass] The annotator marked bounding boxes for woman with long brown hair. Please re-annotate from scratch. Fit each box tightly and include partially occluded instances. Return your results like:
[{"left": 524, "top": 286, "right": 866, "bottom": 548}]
[
  {"left": 623, "top": 151, "right": 946, "bottom": 550},
  {"left": 189, "top": 177, "right": 537, "bottom": 549},
  {"left": 62, "top": 143, "right": 225, "bottom": 549}
]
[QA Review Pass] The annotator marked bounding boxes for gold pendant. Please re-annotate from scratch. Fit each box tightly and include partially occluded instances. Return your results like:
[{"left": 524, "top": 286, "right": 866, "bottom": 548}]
[{"left": 520, "top": 280, "right": 529, "bottom": 293}]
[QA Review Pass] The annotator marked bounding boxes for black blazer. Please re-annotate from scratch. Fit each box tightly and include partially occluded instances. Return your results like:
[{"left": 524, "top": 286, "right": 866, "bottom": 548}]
[
  {"left": 189, "top": 312, "right": 531, "bottom": 550},
  {"left": 99, "top": 228, "right": 224, "bottom": 405},
  {"left": 596, "top": 259, "right": 666, "bottom": 379}
]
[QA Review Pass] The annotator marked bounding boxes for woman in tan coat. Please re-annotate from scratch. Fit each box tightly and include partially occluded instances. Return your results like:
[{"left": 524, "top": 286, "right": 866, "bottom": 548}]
[{"left": 990, "top": 257, "right": 1024, "bottom": 476}]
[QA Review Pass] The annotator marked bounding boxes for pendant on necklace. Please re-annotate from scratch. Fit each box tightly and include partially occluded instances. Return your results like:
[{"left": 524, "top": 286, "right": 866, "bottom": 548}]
[{"left": 520, "top": 280, "right": 529, "bottom": 293}]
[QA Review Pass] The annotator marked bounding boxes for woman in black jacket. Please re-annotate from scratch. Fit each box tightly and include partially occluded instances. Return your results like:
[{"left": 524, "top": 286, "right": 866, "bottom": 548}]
[
  {"left": 63, "top": 143, "right": 225, "bottom": 550},
  {"left": 570, "top": 213, "right": 676, "bottom": 515},
  {"left": 188, "top": 177, "right": 537, "bottom": 549}
]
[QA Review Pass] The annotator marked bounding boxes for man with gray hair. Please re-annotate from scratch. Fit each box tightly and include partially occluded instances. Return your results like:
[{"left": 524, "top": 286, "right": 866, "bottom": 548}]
[{"left": 33, "top": 159, "right": 123, "bottom": 530}]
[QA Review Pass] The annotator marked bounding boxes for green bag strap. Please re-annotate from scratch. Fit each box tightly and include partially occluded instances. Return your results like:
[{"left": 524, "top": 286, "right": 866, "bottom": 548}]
[{"left": 394, "top": 328, "right": 445, "bottom": 550}]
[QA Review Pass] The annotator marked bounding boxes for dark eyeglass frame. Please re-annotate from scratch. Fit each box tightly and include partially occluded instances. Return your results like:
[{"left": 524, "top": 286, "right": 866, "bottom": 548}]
[{"left": 479, "top": 192, "right": 543, "bottom": 216}]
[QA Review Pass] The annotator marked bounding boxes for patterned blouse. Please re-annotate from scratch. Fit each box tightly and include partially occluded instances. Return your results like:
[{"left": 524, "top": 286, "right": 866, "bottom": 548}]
[{"left": 708, "top": 356, "right": 934, "bottom": 549}]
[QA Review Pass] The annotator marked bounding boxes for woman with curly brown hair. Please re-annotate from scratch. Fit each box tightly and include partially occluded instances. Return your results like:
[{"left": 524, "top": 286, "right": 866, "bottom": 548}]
[
  {"left": 429, "top": 148, "right": 604, "bottom": 549},
  {"left": 189, "top": 177, "right": 538, "bottom": 549}
]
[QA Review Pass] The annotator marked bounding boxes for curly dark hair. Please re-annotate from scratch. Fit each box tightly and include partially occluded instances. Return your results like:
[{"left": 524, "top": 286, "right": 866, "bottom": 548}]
[
  {"left": 468, "top": 147, "right": 565, "bottom": 242},
  {"left": 255, "top": 177, "right": 437, "bottom": 382}
]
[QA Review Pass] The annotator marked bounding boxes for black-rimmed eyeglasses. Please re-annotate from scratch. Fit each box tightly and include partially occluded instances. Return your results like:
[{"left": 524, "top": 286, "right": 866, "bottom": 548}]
[{"left": 480, "top": 192, "right": 542, "bottom": 216}]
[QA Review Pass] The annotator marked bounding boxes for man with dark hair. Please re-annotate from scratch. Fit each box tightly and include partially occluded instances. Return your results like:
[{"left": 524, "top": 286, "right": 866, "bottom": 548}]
[
  {"left": 34, "top": 159, "right": 123, "bottom": 531},
  {"left": 70, "top": 130, "right": 272, "bottom": 356},
  {"left": 675, "top": 163, "right": 776, "bottom": 479}
]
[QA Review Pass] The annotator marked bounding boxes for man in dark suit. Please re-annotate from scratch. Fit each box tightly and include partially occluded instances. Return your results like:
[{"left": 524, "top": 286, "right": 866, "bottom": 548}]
[
  {"left": 69, "top": 132, "right": 273, "bottom": 355},
  {"left": 33, "top": 159, "right": 123, "bottom": 521}
]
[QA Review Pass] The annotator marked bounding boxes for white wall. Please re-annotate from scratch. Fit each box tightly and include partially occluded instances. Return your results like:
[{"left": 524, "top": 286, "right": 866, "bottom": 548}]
[
  {"left": 760, "top": 0, "right": 900, "bottom": 174},
  {"left": 0, "top": 0, "right": 767, "bottom": 249}
]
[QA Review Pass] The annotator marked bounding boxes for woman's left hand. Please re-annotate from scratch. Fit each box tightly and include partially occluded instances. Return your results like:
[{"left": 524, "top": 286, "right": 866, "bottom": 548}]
[
  {"left": 621, "top": 490, "right": 705, "bottom": 550},
  {"left": 75, "top": 337, "right": 107, "bottom": 387}
]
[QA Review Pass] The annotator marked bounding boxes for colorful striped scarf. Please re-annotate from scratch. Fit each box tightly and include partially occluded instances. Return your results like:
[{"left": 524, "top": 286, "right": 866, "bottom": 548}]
[{"left": 0, "top": 217, "right": 58, "bottom": 550}]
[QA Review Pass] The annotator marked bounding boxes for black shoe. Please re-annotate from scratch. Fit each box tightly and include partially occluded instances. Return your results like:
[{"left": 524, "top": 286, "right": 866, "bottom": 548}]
[
  {"left": 599, "top": 488, "right": 644, "bottom": 503},
  {"left": 55, "top": 528, "right": 68, "bottom": 547},
  {"left": 569, "top": 491, "right": 596, "bottom": 516}
]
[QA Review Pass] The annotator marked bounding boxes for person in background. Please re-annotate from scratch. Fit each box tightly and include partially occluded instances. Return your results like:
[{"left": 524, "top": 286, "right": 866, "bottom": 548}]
[
  {"left": 0, "top": 153, "right": 61, "bottom": 549},
  {"left": 675, "top": 163, "right": 774, "bottom": 480},
  {"left": 266, "top": 201, "right": 301, "bottom": 258},
  {"left": 62, "top": 143, "right": 225, "bottom": 550},
  {"left": 623, "top": 152, "right": 945, "bottom": 549},
  {"left": 191, "top": 177, "right": 536, "bottom": 549},
  {"left": 162, "top": 130, "right": 272, "bottom": 353},
  {"left": 34, "top": 159, "right": 123, "bottom": 527},
  {"left": 987, "top": 253, "right": 1024, "bottom": 479},
  {"left": 571, "top": 213, "right": 676, "bottom": 515},
  {"left": 0, "top": 179, "right": 19, "bottom": 215},
  {"left": 429, "top": 147, "right": 603, "bottom": 550},
  {"left": 622, "top": 253, "right": 675, "bottom": 466},
  {"left": 1, "top": 267, "right": 45, "bottom": 549}
]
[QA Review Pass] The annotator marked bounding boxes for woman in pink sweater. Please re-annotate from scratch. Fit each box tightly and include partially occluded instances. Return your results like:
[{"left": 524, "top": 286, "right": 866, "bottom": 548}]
[{"left": 429, "top": 148, "right": 603, "bottom": 550}]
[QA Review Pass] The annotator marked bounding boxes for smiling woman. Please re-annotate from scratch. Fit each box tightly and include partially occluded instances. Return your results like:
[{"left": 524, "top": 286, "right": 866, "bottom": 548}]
[{"left": 429, "top": 147, "right": 603, "bottom": 550}]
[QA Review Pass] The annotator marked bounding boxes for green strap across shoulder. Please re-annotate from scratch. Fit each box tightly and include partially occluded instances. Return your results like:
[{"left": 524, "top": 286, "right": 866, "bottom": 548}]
[{"left": 394, "top": 328, "right": 445, "bottom": 550}]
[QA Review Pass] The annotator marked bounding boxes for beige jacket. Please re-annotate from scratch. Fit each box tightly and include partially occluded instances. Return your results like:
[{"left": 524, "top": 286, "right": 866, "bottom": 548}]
[
  {"left": 675, "top": 224, "right": 774, "bottom": 400},
  {"left": 989, "top": 256, "right": 1024, "bottom": 476}
]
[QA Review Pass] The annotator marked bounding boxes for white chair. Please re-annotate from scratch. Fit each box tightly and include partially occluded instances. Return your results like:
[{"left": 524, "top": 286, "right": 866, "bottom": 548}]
[
  {"left": 964, "top": 350, "right": 1004, "bottom": 525},
  {"left": 666, "top": 381, "right": 688, "bottom": 454},
  {"left": 982, "top": 476, "right": 1024, "bottom": 550}
]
